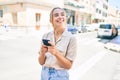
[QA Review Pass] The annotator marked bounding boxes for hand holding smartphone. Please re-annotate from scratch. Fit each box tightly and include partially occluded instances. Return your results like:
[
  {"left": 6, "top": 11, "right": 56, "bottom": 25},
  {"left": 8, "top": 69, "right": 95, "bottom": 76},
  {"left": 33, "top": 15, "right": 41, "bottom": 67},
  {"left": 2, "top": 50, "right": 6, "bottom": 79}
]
[{"left": 42, "top": 39, "right": 51, "bottom": 46}]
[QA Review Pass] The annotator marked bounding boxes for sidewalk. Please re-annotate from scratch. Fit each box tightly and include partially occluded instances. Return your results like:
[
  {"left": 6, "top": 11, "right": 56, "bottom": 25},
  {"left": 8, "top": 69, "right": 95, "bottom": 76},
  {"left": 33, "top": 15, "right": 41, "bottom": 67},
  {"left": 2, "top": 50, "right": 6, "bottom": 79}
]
[
  {"left": 104, "top": 36, "right": 120, "bottom": 53},
  {"left": 1, "top": 27, "right": 120, "bottom": 80},
  {"left": 69, "top": 49, "right": 120, "bottom": 80},
  {"left": 0, "top": 26, "right": 52, "bottom": 40},
  {"left": 112, "top": 59, "right": 120, "bottom": 80},
  {"left": 104, "top": 35, "right": 120, "bottom": 80}
]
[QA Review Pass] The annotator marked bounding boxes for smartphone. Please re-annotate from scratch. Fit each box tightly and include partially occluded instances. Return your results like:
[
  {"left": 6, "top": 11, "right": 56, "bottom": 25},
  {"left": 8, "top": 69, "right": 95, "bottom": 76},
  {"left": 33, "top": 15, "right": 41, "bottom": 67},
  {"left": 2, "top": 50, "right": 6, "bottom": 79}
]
[{"left": 42, "top": 39, "right": 51, "bottom": 46}]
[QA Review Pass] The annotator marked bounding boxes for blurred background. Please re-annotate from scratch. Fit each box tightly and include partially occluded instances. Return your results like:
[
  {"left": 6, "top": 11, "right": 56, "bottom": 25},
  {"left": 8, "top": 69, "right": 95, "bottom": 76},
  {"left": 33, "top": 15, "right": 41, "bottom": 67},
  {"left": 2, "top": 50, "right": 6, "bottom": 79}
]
[
  {"left": 0, "top": 0, "right": 120, "bottom": 80},
  {"left": 0, "top": 0, "right": 120, "bottom": 30}
]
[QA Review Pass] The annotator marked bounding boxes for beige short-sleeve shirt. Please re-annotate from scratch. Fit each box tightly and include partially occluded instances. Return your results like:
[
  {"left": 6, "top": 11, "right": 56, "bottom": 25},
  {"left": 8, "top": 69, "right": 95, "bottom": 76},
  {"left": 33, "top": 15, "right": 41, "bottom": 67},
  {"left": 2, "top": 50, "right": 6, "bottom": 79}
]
[{"left": 41, "top": 29, "right": 77, "bottom": 69}]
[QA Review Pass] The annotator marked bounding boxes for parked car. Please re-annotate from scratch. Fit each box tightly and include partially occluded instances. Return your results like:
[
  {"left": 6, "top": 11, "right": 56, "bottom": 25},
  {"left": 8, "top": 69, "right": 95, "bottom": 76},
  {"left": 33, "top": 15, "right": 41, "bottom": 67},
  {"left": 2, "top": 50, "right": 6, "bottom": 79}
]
[
  {"left": 77, "top": 26, "right": 87, "bottom": 33},
  {"left": 84, "top": 23, "right": 99, "bottom": 32},
  {"left": 116, "top": 25, "right": 120, "bottom": 33},
  {"left": 97, "top": 23, "right": 118, "bottom": 38},
  {"left": 67, "top": 24, "right": 78, "bottom": 34}
]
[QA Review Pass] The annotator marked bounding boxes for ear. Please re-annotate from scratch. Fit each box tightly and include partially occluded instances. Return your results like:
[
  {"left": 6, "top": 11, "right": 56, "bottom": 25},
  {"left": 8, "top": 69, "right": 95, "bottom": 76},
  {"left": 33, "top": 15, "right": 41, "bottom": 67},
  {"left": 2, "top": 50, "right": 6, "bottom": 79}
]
[
  {"left": 50, "top": 18, "right": 52, "bottom": 23},
  {"left": 49, "top": 19, "right": 51, "bottom": 23}
]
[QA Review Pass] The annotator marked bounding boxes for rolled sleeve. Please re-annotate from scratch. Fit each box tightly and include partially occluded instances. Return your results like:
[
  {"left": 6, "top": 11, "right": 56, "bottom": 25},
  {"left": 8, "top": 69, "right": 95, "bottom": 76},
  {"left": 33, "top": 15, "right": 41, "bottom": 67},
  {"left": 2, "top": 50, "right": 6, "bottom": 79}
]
[{"left": 66, "top": 36, "right": 77, "bottom": 61}]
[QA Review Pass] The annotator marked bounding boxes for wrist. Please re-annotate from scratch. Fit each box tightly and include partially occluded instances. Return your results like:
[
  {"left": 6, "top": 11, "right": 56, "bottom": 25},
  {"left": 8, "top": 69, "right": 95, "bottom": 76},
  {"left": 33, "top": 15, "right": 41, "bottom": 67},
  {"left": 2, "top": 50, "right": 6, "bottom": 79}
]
[
  {"left": 53, "top": 50, "right": 59, "bottom": 56},
  {"left": 40, "top": 51, "right": 45, "bottom": 55}
]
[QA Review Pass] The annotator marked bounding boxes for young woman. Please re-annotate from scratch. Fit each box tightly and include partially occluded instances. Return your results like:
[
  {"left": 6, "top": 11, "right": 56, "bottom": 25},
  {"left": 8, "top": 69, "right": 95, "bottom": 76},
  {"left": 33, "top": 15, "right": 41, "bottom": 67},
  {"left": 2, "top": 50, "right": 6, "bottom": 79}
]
[{"left": 38, "top": 7, "right": 77, "bottom": 80}]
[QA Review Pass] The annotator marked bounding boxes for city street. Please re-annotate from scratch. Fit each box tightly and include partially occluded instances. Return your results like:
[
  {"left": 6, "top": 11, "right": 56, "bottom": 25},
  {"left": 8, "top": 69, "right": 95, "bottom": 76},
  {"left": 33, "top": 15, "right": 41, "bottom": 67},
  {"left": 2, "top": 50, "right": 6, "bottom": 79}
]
[
  {"left": 0, "top": 0, "right": 120, "bottom": 80},
  {"left": 0, "top": 29, "right": 120, "bottom": 80}
]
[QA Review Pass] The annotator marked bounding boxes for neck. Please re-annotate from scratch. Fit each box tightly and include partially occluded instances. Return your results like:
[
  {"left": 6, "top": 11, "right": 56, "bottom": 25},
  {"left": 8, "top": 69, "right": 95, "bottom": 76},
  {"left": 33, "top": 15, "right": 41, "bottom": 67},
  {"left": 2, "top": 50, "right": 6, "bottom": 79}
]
[{"left": 54, "top": 28, "right": 65, "bottom": 36}]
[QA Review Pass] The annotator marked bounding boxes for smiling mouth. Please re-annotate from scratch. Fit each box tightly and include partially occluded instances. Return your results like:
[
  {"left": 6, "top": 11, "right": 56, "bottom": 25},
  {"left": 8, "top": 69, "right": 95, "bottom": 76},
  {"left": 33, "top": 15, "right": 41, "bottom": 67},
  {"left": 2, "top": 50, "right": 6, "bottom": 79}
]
[{"left": 56, "top": 19, "right": 64, "bottom": 23}]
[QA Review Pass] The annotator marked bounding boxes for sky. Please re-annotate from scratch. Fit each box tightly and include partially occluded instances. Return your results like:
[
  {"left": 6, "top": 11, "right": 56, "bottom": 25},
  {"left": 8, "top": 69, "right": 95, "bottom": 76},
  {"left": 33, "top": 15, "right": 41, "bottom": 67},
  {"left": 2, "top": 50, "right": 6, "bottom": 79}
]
[{"left": 108, "top": 0, "right": 120, "bottom": 9}]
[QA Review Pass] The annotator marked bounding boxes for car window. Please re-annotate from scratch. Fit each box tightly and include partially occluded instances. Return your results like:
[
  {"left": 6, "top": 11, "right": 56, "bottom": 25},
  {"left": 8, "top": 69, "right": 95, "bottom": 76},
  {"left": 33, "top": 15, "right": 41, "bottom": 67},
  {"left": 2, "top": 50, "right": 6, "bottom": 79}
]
[{"left": 100, "top": 24, "right": 111, "bottom": 29}]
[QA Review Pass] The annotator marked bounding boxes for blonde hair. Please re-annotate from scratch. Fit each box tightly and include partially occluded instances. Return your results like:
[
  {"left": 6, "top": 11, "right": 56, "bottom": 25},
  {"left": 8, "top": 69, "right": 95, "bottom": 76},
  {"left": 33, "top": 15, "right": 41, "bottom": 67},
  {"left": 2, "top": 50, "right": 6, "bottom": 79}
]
[{"left": 50, "top": 7, "right": 65, "bottom": 22}]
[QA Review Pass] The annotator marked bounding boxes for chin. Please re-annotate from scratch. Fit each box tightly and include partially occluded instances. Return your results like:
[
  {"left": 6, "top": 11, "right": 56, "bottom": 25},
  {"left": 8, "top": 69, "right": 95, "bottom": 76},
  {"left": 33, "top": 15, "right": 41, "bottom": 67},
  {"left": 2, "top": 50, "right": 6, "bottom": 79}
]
[{"left": 57, "top": 25, "right": 64, "bottom": 28}]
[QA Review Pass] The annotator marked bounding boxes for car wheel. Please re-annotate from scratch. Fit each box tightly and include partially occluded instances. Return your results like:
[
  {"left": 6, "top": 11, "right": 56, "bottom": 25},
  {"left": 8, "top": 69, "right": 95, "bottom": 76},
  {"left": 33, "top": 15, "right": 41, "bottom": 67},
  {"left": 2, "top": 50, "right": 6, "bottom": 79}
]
[
  {"left": 97, "top": 35, "right": 100, "bottom": 38},
  {"left": 115, "top": 31, "right": 118, "bottom": 36},
  {"left": 111, "top": 32, "right": 115, "bottom": 38}
]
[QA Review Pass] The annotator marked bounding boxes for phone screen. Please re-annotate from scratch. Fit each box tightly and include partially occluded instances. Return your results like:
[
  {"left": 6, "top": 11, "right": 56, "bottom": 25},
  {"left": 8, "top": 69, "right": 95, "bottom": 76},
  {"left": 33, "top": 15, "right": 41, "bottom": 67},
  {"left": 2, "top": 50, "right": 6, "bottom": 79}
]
[{"left": 42, "top": 39, "right": 51, "bottom": 46}]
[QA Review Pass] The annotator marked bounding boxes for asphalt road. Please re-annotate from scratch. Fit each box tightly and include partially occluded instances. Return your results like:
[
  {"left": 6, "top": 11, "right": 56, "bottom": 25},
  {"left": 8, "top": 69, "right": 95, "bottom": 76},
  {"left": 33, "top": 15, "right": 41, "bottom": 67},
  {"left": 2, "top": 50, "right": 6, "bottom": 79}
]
[
  {"left": 0, "top": 36, "right": 41, "bottom": 80},
  {"left": 0, "top": 31, "right": 120, "bottom": 80}
]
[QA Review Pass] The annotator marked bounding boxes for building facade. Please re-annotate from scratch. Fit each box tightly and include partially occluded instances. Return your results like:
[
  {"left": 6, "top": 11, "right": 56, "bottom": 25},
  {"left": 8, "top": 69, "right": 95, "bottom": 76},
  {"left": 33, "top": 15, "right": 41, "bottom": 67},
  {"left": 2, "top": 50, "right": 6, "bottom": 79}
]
[
  {"left": 107, "top": 5, "right": 120, "bottom": 25},
  {"left": 92, "top": 0, "right": 108, "bottom": 23},
  {"left": 64, "top": 0, "right": 96, "bottom": 26},
  {"left": 0, "top": 0, "right": 120, "bottom": 30},
  {"left": 0, "top": 0, "right": 64, "bottom": 30}
]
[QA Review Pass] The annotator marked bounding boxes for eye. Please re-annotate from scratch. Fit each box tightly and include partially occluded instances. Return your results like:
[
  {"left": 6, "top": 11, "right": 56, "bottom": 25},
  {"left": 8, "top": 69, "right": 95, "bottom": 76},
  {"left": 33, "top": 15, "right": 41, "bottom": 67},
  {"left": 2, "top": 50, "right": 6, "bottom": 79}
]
[
  {"left": 53, "top": 13, "right": 59, "bottom": 17},
  {"left": 61, "top": 12, "right": 65, "bottom": 16}
]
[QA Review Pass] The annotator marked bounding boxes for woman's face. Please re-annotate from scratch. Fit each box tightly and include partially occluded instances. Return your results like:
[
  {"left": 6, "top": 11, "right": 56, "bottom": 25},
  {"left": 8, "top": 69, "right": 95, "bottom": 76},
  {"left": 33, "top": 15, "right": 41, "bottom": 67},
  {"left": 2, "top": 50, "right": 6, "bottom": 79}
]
[{"left": 51, "top": 8, "right": 66, "bottom": 29}]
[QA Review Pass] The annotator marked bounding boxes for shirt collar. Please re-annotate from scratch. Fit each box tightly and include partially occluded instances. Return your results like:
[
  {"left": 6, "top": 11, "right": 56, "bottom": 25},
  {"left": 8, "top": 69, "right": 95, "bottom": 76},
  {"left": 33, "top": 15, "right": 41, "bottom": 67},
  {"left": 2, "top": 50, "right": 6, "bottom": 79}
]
[{"left": 50, "top": 28, "right": 69, "bottom": 37}]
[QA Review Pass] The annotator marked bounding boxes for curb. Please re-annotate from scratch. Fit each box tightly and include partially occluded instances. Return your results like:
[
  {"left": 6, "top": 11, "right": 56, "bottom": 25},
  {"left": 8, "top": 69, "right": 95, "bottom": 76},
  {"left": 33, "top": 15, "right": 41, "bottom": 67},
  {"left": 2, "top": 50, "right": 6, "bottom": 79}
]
[{"left": 104, "top": 43, "right": 120, "bottom": 53}]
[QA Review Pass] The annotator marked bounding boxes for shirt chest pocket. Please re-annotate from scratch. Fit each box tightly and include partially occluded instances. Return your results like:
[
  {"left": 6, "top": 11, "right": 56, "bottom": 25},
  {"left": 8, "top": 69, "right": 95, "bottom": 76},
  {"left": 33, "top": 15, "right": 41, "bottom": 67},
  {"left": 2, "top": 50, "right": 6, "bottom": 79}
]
[{"left": 56, "top": 41, "right": 69, "bottom": 56}]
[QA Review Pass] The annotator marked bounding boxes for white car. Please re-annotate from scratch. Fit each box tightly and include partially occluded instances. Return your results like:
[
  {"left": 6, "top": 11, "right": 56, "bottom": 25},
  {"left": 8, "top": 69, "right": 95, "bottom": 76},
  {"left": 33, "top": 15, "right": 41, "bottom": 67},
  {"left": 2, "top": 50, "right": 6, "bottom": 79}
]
[
  {"left": 97, "top": 23, "right": 118, "bottom": 38},
  {"left": 77, "top": 26, "right": 87, "bottom": 33},
  {"left": 116, "top": 26, "right": 120, "bottom": 33},
  {"left": 85, "top": 23, "right": 99, "bottom": 32}
]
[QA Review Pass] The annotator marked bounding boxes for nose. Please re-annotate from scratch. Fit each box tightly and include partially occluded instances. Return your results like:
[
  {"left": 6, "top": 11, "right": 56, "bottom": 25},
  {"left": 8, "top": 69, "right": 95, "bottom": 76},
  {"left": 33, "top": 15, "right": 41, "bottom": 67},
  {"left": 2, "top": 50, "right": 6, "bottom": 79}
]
[{"left": 58, "top": 15, "right": 63, "bottom": 20}]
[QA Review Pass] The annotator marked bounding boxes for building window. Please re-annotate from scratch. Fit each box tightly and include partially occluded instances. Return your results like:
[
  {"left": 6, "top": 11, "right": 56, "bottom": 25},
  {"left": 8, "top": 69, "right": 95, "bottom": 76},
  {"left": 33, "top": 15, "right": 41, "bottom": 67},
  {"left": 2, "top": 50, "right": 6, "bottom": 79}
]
[
  {"left": 102, "top": 12, "right": 107, "bottom": 17},
  {"left": 36, "top": 13, "right": 41, "bottom": 22},
  {"left": 106, "top": 0, "right": 108, "bottom": 2},
  {"left": 105, "top": 13, "right": 107, "bottom": 17},
  {"left": 74, "top": 0, "right": 79, "bottom": 1},
  {"left": 12, "top": 13, "right": 17, "bottom": 24},
  {"left": 0, "top": 10, "right": 3, "bottom": 17},
  {"left": 99, "top": 10, "right": 101, "bottom": 14},
  {"left": 96, "top": 8, "right": 99, "bottom": 13},
  {"left": 103, "top": 4, "right": 108, "bottom": 10}
]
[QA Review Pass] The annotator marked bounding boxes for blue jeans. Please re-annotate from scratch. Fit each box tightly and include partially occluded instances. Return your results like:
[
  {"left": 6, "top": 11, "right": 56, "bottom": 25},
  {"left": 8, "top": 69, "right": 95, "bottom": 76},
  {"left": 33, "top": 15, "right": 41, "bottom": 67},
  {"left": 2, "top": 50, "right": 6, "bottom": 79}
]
[{"left": 41, "top": 66, "right": 69, "bottom": 80}]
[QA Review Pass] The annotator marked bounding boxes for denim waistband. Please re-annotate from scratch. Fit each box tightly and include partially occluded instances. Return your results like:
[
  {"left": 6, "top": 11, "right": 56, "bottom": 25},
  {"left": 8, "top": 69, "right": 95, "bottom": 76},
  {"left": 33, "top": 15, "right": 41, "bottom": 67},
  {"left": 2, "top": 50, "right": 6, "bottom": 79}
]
[
  {"left": 41, "top": 66, "right": 69, "bottom": 80},
  {"left": 42, "top": 66, "right": 55, "bottom": 70}
]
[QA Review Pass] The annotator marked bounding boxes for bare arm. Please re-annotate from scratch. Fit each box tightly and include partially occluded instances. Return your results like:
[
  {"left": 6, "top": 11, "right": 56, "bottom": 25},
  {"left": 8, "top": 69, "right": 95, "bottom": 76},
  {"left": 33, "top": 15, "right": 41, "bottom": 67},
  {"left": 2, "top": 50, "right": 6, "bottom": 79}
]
[
  {"left": 38, "top": 45, "right": 47, "bottom": 65},
  {"left": 47, "top": 43, "right": 72, "bottom": 69},
  {"left": 54, "top": 50, "right": 73, "bottom": 69}
]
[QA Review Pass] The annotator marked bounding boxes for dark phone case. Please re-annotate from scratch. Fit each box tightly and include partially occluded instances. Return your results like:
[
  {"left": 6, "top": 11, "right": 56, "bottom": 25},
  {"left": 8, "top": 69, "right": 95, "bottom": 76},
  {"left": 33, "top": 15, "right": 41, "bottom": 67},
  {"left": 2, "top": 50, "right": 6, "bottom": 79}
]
[{"left": 42, "top": 39, "right": 51, "bottom": 46}]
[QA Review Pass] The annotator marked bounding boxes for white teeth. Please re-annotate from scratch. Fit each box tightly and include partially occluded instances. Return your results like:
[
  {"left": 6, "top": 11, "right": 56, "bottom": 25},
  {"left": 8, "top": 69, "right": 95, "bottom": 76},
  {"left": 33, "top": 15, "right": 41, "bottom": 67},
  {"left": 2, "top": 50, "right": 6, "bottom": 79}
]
[
  {"left": 56, "top": 18, "right": 64, "bottom": 23},
  {"left": 60, "top": 19, "right": 64, "bottom": 22}
]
